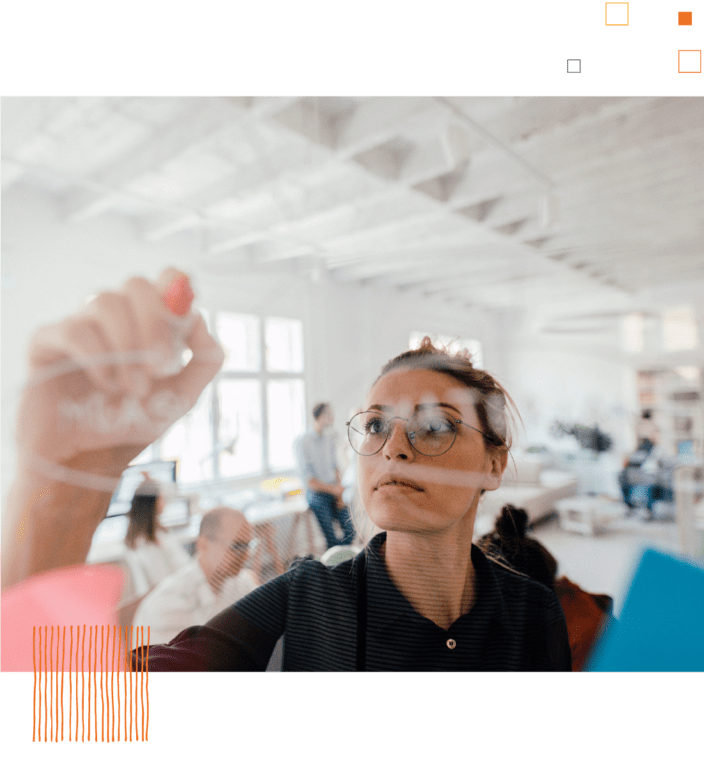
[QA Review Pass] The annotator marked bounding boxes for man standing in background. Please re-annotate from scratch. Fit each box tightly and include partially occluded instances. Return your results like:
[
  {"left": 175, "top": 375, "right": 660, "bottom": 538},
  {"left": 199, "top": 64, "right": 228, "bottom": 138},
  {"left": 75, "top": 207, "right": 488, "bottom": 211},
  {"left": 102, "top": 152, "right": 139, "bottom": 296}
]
[{"left": 294, "top": 403, "right": 356, "bottom": 550}]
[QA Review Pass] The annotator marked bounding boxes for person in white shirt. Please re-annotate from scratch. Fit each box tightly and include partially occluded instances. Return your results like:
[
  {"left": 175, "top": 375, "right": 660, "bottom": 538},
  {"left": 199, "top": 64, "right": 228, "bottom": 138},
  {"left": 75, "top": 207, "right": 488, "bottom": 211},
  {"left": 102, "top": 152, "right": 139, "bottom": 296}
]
[
  {"left": 133, "top": 507, "right": 259, "bottom": 643},
  {"left": 123, "top": 473, "right": 190, "bottom": 595}
]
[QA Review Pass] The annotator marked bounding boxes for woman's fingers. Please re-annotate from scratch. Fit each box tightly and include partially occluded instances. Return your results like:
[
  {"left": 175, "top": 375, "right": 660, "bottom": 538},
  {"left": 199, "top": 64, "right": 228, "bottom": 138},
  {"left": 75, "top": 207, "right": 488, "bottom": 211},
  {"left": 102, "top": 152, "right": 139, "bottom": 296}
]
[
  {"left": 80, "top": 291, "right": 147, "bottom": 397},
  {"left": 170, "top": 312, "right": 225, "bottom": 409},
  {"left": 28, "top": 315, "right": 119, "bottom": 394}
]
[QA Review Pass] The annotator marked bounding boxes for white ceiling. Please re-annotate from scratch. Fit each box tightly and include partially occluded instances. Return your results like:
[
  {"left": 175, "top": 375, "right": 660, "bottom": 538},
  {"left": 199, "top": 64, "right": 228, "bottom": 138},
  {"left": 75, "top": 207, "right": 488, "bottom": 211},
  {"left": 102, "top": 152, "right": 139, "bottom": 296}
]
[{"left": 3, "top": 96, "right": 704, "bottom": 329}]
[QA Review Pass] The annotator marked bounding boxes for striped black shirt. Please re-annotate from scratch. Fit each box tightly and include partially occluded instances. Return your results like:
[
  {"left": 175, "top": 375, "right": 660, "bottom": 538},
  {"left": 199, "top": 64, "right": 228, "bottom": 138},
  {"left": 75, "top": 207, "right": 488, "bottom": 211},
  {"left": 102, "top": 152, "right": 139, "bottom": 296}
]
[{"left": 140, "top": 532, "right": 571, "bottom": 671}]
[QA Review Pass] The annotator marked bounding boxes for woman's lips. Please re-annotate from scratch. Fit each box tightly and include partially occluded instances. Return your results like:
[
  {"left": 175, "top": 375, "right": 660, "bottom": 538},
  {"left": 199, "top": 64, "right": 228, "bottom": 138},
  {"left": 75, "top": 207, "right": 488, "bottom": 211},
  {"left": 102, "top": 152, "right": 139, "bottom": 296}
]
[{"left": 375, "top": 479, "right": 424, "bottom": 492}]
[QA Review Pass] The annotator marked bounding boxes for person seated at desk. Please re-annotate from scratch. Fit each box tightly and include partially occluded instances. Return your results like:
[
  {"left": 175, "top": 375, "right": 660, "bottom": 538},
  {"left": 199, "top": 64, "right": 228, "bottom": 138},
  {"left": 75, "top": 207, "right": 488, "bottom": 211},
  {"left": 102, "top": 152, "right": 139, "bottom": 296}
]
[
  {"left": 294, "top": 402, "right": 356, "bottom": 549},
  {"left": 134, "top": 507, "right": 259, "bottom": 644},
  {"left": 477, "top": 505, "right": 613, "bottom": 671},
  {"left": 123, "top": 472, "right": 190, "bottom": 595},
  {"left": 618, "top": 426, "right": 674, "bottom": 518}
]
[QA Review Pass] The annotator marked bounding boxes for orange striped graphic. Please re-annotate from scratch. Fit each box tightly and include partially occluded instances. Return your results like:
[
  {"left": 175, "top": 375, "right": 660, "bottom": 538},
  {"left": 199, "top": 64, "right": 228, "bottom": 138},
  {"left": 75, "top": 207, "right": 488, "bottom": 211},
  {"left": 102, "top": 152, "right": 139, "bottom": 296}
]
[{"left": 30, "top": 625, "right": 150, "bottom": 743}]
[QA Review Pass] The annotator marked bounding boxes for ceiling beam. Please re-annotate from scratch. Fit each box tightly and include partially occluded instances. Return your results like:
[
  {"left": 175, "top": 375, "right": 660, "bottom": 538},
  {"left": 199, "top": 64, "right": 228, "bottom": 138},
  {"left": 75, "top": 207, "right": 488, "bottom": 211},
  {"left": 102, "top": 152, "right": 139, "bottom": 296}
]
[{"left": 62, "top": 98, "right": 249, "bottom": 222}]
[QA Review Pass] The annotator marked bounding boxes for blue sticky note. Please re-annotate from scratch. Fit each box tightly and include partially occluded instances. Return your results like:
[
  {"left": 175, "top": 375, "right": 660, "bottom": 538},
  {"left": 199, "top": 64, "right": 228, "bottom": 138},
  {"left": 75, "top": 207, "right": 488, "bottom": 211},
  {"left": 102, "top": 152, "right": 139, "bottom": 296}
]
[{"left": 586, "top": 547, "right": 704, "bottom": 671}]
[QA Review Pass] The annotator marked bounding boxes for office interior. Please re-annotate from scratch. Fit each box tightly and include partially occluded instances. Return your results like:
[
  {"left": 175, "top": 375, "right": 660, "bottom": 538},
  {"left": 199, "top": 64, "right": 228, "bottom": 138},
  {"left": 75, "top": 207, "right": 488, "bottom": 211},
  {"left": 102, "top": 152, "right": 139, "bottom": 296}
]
[{"left": 3, "top": 96, "right": 704, "bottom": 626}]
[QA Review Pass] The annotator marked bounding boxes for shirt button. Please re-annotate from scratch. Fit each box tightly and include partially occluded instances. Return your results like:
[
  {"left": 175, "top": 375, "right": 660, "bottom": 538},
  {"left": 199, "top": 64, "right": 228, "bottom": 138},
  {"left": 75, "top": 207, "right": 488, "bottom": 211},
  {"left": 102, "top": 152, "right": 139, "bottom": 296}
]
[{"left": 446, "top": 639, "right": 457, "bottom": 650}]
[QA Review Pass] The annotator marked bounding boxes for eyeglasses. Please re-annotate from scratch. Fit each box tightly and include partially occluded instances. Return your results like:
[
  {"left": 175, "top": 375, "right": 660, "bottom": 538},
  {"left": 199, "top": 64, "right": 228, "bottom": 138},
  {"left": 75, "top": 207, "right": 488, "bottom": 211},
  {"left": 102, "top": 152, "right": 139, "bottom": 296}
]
[
  {"left": 226, "top": 541, "right": 250, "bottom": 555},
  {"left": 211, "top": 539, "right": 251, "bottom": 555},
  {"left": 346, "top": 410, "right": 490, "bottom": 457}
]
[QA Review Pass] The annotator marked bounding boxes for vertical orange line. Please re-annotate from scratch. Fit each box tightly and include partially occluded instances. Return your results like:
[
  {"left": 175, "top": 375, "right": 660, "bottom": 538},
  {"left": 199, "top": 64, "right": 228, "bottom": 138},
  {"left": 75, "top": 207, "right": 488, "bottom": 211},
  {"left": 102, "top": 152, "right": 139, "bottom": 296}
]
[
  {"left": 37, "top": 627, "right": 42, "bottom": 742},
  {"left": 61, "top": 626, "right": 66, "bottom": 741},
  {"left": 49, "top": 625, "right": 53, "bottom": 741},
  {"left": 100, "top": 625, "right": 110, "bottom": 744},
  {"left": 146, "top": 626, "right": 151, "bottom": 740},
  {"left": 88, "top": 625, "right": 92, "bottom": 742},
  {"left": 49, "top": 626, "right": 59, "bottom": 741},
  {"left": 69, "top": 626, "right": 73, "bottom": 742},
  {"left": 33, "top": 626, "right": 37, "bottom": 742},
  {"left": 43, "top": 626, "right": 51, "bottom": 743},
  {"left": 80, "top": 624, "right": 86, "bottom": 744},
  {"left": 100, "top": 625, "right": 105, "bottom": 742},
  {"left": 39, "top": 626, "right": 44, "bottom": 742},
  {"left": 123, "top": 625, "right": 128, "bottom": 742},
  {"left": 117, "top": 625, "right": 122, "bottom": 741},
  {"left": 77, "top": 625, "right": 81, "bottom": 742},
  {"left": 140, "top": 626, "right": 145, "bottom": 741},
  {"left": 132, "top": 627, "right": 140, "bottom": 741},
  {"left": 110, "top": 624, "right": 115, "bottom": 744},
  {"left": 55, "top": 626, "right": 59, "bottom": 742},
  {"left": 93, "top": 625, "right": 98, "bottom": 742},
  {"left": 129, "top": 626, "right": 133, "bottom": 742}
]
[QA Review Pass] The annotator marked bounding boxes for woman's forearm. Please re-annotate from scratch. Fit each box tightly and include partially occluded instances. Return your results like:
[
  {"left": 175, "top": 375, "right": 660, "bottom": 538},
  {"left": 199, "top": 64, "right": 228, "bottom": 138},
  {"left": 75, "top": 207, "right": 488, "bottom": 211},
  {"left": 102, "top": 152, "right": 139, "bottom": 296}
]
[{"left": 2, "top": 445, "right": 140, "bottom": 589}]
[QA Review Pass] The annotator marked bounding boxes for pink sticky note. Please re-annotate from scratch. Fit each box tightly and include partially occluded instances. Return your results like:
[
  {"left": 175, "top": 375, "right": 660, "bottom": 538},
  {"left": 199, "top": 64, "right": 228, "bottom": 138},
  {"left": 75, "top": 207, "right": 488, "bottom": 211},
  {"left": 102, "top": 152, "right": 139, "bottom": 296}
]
[{"left": 1, "top": 565, "right": 124, "bottom": 671}]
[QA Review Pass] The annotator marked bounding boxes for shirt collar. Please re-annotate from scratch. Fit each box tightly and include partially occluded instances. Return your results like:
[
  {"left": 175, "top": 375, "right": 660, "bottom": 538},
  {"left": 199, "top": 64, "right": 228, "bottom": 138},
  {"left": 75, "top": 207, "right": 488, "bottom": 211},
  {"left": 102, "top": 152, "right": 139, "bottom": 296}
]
[{"left": 361, "top": 531, "right": 517, "bottom": 638}]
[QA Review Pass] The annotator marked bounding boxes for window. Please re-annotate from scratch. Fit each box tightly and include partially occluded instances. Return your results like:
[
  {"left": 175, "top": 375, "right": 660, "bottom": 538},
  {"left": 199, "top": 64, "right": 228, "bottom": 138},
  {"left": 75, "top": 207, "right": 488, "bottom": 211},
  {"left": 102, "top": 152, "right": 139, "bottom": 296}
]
[
  {"left": 146, "top": 310, "right": 305, "bottom": 486},
  {"left": 409, "top": 331, "right": 483, "bottom": 368},
  {"left": 662, "top": 307, "right": 698, "bottom": 351}
]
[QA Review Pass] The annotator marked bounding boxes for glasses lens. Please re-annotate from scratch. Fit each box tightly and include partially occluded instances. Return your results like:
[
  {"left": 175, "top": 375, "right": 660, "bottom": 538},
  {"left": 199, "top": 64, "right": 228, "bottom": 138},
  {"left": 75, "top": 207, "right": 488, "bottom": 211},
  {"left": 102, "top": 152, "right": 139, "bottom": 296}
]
[
  {"left": 408, "top": 412, "right": 456, "bottom": 456},
  {"left": 348, "top": 412, "right": 388, "bottom": 455}
]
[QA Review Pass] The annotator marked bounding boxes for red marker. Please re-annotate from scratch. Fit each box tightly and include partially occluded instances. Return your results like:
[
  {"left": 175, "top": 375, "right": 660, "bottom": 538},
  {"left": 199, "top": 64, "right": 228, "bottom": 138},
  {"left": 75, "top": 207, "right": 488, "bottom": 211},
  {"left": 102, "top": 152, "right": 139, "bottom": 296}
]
[{"left": 162, "top": 274, "right": 194, "bottom": 316}]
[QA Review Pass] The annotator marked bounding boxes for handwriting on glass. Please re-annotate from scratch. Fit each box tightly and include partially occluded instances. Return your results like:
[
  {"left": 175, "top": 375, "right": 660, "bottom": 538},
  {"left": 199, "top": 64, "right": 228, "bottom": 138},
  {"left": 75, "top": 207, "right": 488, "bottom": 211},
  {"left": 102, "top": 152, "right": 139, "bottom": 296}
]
[{"left": 59, "top": 391, "right": 187, "bottom": 434}]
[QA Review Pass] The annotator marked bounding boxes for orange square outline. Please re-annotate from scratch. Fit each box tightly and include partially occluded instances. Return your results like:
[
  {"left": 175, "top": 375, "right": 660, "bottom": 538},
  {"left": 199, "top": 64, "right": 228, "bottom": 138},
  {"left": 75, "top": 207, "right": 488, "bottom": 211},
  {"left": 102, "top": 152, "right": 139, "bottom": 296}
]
[
  {"left": 678, "top": 50, "right": 702, "bottom": 73},
  {"left": 605, "top": 2, "right": 629, "bottom": 26},
  {"left": 678, "top": 12, "right": 692, "bottom": 26}
]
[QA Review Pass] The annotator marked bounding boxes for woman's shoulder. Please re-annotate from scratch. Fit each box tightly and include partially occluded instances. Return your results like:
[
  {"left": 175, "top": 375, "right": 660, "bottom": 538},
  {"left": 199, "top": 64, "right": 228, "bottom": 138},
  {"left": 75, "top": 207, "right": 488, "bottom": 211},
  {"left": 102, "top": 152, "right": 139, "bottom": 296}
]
[{"left": 482, "top": 552, "right": 558, "bottom": 604}]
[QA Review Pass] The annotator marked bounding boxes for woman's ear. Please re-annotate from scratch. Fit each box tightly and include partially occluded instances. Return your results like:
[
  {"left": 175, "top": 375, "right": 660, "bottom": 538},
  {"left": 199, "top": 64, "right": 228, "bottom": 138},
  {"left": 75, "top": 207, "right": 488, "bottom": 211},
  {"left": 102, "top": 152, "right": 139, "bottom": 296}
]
[{"left": 482, "top": 451, "right": 507, "bottom": 491}]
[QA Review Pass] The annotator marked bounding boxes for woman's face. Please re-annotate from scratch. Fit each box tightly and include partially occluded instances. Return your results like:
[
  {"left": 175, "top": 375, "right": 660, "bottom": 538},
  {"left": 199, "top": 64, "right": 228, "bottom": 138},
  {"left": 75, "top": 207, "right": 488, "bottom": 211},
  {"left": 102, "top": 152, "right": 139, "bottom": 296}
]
[{"left": 358, "top": 367, "right": 505, "bottom": 535}]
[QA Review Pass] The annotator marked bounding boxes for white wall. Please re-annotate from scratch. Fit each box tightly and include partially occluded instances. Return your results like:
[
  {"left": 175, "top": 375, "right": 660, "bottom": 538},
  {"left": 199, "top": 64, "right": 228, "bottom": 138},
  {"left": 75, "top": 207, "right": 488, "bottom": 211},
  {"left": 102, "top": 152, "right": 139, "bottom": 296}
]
[{"left": 502, "top": 330, "right": 639, "bottom": 458}]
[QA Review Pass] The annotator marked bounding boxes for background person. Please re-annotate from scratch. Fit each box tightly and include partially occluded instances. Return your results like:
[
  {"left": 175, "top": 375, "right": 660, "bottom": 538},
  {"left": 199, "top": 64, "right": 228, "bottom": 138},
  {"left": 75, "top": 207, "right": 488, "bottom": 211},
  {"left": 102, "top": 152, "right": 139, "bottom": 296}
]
[
  {"left": 123, "top": 472, "right": 190, "bottom": 595},
  {"left": 477, "top": 505, "right": 613, "bottom": 671},
  {"left": 294, "top": 402, "right": 355, "bottom": 549},
  {"left": 133, "top": 507, "right": 258, "bottom": 644}
]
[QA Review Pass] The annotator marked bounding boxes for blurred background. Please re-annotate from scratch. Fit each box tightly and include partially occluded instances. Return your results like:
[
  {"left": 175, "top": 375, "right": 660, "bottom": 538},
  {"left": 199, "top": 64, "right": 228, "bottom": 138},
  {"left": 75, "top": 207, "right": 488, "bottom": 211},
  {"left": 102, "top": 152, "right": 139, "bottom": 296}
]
[{"left": 3, "top": 96, "right": 704, "bottom": 623}]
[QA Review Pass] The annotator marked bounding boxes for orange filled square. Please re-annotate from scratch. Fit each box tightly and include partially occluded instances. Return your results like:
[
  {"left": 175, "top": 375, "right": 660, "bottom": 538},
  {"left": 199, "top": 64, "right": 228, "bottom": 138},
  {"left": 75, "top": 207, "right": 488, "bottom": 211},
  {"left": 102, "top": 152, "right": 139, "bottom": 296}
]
[{"left": 679, "top": 11, "right": 692, "bottom": 25}]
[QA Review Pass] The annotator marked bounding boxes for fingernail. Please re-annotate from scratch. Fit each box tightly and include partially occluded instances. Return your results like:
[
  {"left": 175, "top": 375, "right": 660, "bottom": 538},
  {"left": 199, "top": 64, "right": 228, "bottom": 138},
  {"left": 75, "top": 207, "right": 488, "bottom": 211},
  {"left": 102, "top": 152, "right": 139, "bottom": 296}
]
[{"left": 162, "top": 274, "right": 194, "bottom": 316}]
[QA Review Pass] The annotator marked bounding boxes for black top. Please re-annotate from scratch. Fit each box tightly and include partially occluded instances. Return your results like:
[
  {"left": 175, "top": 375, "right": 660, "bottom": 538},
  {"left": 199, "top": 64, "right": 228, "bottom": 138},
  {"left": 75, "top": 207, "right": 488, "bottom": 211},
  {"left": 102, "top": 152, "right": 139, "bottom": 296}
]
[{"left": 137, "top": 532, "right": 571, "bottom": 671}]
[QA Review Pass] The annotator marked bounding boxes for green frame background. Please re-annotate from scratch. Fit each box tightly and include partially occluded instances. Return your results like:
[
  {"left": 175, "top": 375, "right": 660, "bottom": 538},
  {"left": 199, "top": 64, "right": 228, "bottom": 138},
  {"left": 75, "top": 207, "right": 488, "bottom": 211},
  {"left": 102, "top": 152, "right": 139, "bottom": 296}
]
[{"left": 0, "top": 0, "right": 704, "bottom": 768}]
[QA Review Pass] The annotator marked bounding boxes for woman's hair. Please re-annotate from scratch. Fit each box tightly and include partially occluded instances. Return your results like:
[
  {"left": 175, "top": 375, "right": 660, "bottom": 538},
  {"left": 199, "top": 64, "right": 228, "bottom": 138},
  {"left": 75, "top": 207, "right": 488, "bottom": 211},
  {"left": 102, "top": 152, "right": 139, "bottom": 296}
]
[
  {"left": 351, "top": 336, "right": 520, "bottom": 544},
  {"left": 477, "top": 505, "right": 558, "bottom": 589},
  {"left": 374, "top": 336, "right": 516, "bottom": 455},
  {"left": 124, "top": 475, "right": 163, "bottom": 549}
]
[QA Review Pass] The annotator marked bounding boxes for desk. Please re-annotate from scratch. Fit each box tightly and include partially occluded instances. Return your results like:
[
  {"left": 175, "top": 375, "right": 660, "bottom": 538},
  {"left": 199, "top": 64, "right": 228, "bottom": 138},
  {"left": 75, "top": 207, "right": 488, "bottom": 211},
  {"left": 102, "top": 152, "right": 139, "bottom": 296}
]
[{"left": 555, "top": 495, "right": 623, "bottom": 535}]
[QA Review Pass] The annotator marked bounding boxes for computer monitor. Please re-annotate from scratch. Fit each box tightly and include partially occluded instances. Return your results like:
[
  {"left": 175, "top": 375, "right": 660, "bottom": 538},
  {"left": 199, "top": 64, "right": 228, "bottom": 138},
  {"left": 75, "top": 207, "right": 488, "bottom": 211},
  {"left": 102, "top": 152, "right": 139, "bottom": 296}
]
[{"left": 106, "top": 460, "right": 178, "bottom": 517}]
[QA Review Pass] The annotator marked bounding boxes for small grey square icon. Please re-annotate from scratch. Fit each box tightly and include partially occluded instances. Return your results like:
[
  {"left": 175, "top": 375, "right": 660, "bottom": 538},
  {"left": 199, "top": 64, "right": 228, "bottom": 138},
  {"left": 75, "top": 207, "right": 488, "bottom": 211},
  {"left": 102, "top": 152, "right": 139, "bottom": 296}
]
[{"left": 567, "top": 59, "right": 581, "bottom": 73}]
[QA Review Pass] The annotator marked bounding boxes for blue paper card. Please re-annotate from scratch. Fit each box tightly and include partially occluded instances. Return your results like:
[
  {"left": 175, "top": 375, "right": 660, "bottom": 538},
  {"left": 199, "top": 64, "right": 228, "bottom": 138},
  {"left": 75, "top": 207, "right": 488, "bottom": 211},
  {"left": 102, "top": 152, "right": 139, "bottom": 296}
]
[{"left": 587, "top": 547, "right": 704, "bottom": 671}]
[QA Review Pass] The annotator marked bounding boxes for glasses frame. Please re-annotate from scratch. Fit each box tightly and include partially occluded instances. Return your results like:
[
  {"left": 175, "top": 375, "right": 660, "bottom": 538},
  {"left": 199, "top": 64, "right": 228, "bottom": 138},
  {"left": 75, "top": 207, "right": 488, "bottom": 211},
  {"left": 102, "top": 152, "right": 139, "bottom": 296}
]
[{"left": 346, "top": 411, "right": 491, "bottom": 457}]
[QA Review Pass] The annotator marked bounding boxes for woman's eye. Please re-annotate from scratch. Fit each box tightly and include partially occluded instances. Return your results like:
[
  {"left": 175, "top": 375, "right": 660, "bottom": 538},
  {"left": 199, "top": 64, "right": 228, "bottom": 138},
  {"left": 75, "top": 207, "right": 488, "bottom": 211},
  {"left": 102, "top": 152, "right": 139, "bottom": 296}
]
[
  {"left": 419, "top": 416, "right": 452, "bottom": 435},
  {"left": 364, "top": 417, "right": 386, "bottom": 434}
]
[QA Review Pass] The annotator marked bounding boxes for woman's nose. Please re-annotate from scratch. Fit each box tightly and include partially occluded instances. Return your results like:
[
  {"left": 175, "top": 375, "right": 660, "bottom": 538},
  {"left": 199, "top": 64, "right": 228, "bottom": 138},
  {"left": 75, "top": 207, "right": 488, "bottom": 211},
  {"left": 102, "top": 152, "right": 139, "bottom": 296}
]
[{"left": 382, "top": 419, "right": 414, "bottom": 460}]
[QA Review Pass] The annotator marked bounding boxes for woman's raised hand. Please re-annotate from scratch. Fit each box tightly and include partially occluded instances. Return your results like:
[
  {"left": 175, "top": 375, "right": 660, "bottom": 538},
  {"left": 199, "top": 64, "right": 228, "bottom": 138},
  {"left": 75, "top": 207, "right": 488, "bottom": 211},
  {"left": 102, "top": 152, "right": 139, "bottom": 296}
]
[{"left": 15, "top": 268, "right": 225, "bottom": 487}]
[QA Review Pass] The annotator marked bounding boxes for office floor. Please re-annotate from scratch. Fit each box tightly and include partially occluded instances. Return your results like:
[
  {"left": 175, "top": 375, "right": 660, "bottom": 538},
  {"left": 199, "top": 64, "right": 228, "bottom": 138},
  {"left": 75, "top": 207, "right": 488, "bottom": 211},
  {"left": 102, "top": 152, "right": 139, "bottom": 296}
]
[{"left": 530, "top": 506, "right": 683, "bottom": 619}]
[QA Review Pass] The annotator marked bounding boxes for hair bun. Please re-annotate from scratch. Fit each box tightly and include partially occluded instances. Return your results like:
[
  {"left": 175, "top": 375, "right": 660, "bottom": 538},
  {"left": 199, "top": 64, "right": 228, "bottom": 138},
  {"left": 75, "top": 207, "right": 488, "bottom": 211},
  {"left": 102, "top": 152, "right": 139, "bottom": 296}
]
[{"left": 495, "top": 505, "right": 529, "bottom": 541}]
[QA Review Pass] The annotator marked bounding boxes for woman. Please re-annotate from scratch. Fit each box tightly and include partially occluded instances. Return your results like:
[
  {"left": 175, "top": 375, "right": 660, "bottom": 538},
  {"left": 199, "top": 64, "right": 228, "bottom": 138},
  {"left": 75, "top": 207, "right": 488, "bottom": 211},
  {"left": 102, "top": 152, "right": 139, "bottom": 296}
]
[
  {"left": 2, "top": 269, "right": 570, "bottom": 671},
  {"left": 122, "top": 472, "right": 190, "bottom": 595},
  {"left": 477, "top": 505, "right": 613, "bottom": 671}
]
